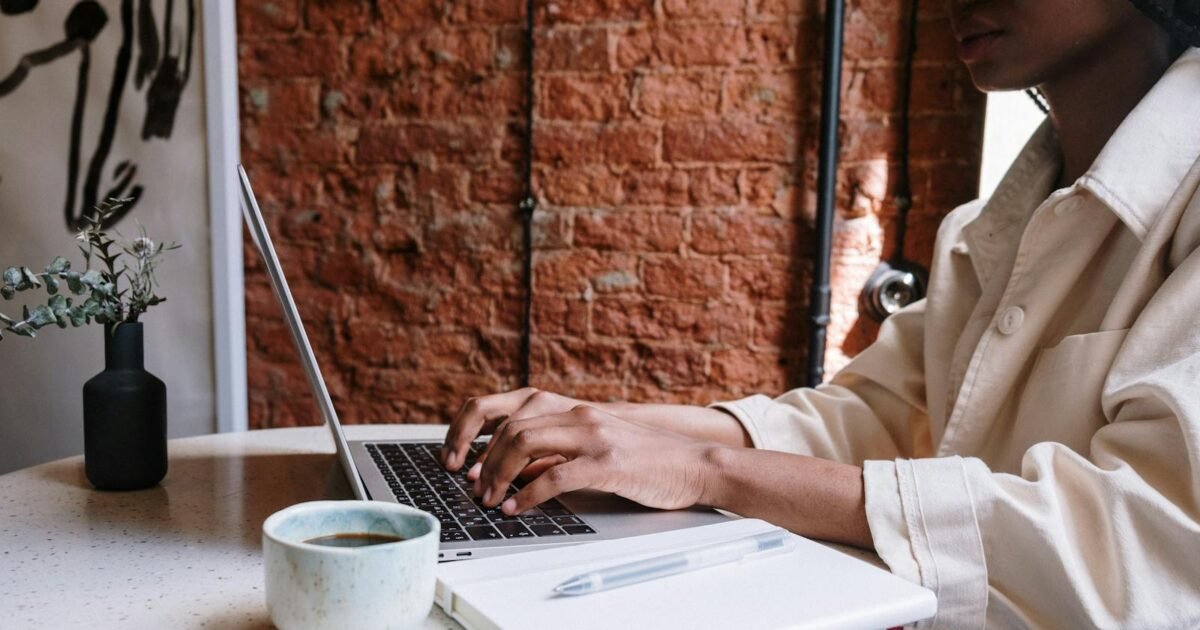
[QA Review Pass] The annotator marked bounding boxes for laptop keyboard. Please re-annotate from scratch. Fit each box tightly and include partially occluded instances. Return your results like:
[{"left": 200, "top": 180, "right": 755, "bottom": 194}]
[{"left": 365, "top": 442, "right": 597, "bottom": 544}]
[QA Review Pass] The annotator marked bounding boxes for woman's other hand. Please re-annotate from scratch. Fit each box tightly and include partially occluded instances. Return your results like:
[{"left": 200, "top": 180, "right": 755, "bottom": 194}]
[{"left": 472, "top": 403, "right": 716, "bottom": 514}]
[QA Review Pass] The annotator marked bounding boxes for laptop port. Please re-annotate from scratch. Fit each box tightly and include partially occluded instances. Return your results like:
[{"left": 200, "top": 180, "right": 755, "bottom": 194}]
[{"left": 456, "top": 551, "right": 472, "bottom": 557}]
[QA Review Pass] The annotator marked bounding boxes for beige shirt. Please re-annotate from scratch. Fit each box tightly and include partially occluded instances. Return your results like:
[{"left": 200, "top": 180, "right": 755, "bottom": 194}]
[{"left": 714, "top": 49, "right": 1200, "bottom": 628}]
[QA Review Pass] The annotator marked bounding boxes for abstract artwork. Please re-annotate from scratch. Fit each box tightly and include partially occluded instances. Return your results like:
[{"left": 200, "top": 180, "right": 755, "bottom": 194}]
[
  {"left": 0, "top": 0, "right": 221, "bottom": 472},
  {"left": 0, "top": 0, "right": 196, "bottom": 230}
]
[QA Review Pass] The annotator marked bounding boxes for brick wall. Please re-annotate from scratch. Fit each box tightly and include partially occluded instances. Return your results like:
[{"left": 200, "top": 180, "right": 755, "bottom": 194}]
[{"left": 237, "top": 0, "right": 984, "bottom": 428}]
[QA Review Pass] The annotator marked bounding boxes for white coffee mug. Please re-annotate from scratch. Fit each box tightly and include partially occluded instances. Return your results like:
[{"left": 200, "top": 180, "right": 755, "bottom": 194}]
[{"left": 262, "top": 500, "right": 440, "bottom": 630}]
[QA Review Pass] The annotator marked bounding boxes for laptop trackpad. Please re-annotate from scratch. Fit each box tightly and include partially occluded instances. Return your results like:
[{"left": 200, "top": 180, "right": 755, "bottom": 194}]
[{"left": 557, "top": 490, "right": 729, "bottom": 539}]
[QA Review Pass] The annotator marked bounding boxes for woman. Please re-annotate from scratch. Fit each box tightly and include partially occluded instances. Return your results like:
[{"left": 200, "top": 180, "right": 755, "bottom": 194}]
[{"left": 441, "top": 1, "right": 1200, "bottom": 626}]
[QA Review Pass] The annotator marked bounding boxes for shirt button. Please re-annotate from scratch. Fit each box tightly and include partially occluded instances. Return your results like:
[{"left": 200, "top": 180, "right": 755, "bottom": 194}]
[
  {"left": 1054, "top": 196, "right": 1083, "bottom": 216},
  {"left": 998, "top": 306, "right": 1025, "bottom": 335}
]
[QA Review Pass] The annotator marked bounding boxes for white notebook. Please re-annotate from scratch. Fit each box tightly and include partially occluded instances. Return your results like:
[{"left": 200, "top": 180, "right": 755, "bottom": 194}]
[{"left": 435, "top": 518, "right": 936, "bottom": 630}]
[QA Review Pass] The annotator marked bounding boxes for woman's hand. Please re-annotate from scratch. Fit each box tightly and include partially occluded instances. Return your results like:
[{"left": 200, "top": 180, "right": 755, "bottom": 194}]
[
  {"left": 472, "top": 403, "right": 717, "bottom": 515},
  {"left": 440, "top": 388, "right": 588, "bottom": 472}
]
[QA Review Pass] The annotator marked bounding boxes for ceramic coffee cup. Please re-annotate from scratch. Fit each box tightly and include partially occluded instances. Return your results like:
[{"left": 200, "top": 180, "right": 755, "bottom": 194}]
[{"left": 262, "top": 500, "right": 440, "bottom": 630}]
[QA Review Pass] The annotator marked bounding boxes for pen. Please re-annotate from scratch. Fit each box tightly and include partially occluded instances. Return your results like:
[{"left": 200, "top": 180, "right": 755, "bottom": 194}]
[{"left": 552, "top": 529, "right": 793, "bottom": 596}]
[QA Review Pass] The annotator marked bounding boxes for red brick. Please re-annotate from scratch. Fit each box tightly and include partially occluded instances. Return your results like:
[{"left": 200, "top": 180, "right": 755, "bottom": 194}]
[
  {"left": 445, "top": 0, "right": 525, "bottom": 25},
  {"left": 533, "top": 296, "right": 590, "bottom": 337},
  {"left": 617, "top": 24, "right": 744, "bottom": 68},
  {"left": 742, "top": 22, "right": 805, "bottom": 66},
  {"left": 619, "top": 169, "right": 689, "bottom": 206},
  {"left": 634, "top": 72, "right": 722, "bottom": 118},
  {"left": 634, "top": 343, "right": 708, "bottom": 388},
  {"left": 664, "top": 118, "right": 794, "bottom": 163},
  {"left": 239, "top": 36, "right": 342, "bottom": 78},
  {"left": 239, "top": 0, "right": 300, "bottom": 34},
  {"left": 535, "top": 250, "right": 640, "bottom": 294},
  {"left": 538, "top": 75, "right": 632, "bottom": 121},
  {"left": 533, "top": 338, "right": 632, "bottom": 380},
  {"left": 728, "top": 257, "right": 804, "bottom": 300},
  {"left": 242, "top": 125, "right": 345, "bottom": 167},
  {"left": 342, "top": 320, "right": 415, "bottom": 367},
  {"left": 348, "top": 30, "right": 495, "bottom": 78},
  {"left": 691, "top": 210, "right": 797, "bottom": 255},
  {"left": 538, "top": 0, "right": 654, "bottom": 23},
  {"left": 593, "top": 298, "right": 750, "bottom": 343},
  {"left": 241, "top": 80, "right": 320, "bottom": 127},
  {"left": 537, "top": 165, "right": 622, "bottom": 206},
  {"left": 643, "top": 257, "right": 724, "bottom": 299},
  {"left": 305, "top": 0, "right": 372, "bottom": 34},
  {"left": 471, "top": 169, "right": 524, "bottom": 204},
  {"left": 575, "top": 210, "right": 685, "bottom": 252},
  {"left": 711, "top": 348, "right": 791, "bottom": 392},
  {"left": 688, "top": 167, "right": 740, "bottom": 206},
  {"left": 535, "top": 28, "right": 609, "bottom": 72},
  {"left": 662, "top": 0, "right": 746, "bottom": 19},
  {"left": 356, "top": 123, "right": 498, "bottom": 165},
  {"left": 377, "top": 0, "right": 441, "bottom": 29},
  {"left": 725, "top": 70, "right": 799, "bottom": 118},
  {"left": 535, "top": 123, "right": 659, "bottom": 166},
  {"left": 403, "top": 73, "right": 526, "bottom": 119}
]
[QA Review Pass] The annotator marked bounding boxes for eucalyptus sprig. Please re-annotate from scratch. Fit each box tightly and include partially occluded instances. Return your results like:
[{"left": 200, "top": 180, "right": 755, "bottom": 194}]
[{"left": 0, "top": 198, "right": 180, "bottom": 340}]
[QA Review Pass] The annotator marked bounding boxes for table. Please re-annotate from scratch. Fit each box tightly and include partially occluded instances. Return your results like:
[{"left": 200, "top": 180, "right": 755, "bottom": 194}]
[
  {"left": 1, "top": 424, "right": 886, "bottom": 629},
  {"left": 0, "top": 425, "right": 460, "bottom": 629}
]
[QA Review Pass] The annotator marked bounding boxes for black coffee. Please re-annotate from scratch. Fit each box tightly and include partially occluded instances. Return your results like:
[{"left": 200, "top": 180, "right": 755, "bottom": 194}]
[{"left": 304, "top": 533, "right": 406, "bottom": 548}]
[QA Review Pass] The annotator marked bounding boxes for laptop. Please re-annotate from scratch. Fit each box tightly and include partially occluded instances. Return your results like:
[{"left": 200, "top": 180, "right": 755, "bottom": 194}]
[{"left": 238, "top": 165, "right": 728, "bottom": 561}]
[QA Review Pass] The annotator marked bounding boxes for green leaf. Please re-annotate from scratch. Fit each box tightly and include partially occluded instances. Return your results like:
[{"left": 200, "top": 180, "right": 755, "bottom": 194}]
[
  {"left": 79, "top": 270, "right": 104, "bottom": 288},
  {"left": 44, "top": 256, "right": 70, "bottom": 274},
  {"left": 63, "top": 271, "right": 84, "bottom": 295},
  {"left": 2, "top": 267, "right": 20, "bottom": 287},
  {"left": 49, "top": 293, "right": 69, "bottom": 313},
  {"left": 21, "top": 267, "right": 41, "bottom": 289},
  {"left": 68, "top": 305, "right": 89, "bottom": 327},
  {"left": 44, "top": 275, "right": 60, "bottom": 295},
  {"left": 26, "top": 304, "right": 55, "bottom": 328}
]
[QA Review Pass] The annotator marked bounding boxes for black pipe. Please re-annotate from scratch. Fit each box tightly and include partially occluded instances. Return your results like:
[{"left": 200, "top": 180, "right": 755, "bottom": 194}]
[
  {"left": 806, "top": 0, "right": 846, "bottom": 387},
  {"left": 518, "top": 0, "right": 537, "bottom": 388}
]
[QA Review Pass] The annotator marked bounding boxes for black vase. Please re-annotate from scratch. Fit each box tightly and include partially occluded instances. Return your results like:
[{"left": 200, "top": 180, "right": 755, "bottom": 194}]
[{"left": 83, "top": 322, "right": 167, "bottom": 490}]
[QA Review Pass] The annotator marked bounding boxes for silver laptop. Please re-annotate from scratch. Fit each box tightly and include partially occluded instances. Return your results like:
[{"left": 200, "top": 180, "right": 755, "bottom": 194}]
[{"left": 238, "top": 165, "right": 727, "bottom": 561}]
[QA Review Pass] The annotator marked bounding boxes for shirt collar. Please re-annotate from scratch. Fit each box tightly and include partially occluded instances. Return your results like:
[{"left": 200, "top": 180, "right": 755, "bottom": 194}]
[{"left": 1077, "top": 47, "right": 1200, "bottom": 240}]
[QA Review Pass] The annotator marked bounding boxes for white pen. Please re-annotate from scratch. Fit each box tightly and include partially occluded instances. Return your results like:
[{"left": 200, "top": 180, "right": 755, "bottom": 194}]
[{"left": 552, "top": 529, "right": 793, "bottom": 596}]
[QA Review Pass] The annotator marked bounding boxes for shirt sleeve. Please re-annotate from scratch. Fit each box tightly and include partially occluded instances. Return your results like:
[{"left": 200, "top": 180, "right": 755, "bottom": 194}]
[
  {"left": 866, "top": 246, "right": 1200, "bottom": 628},
  {"left": 710, "top": 296, "right": 930, "bottom": 462}
]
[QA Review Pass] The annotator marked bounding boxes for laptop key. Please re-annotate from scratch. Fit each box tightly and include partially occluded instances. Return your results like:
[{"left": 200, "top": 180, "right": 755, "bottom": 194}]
[
  {"left": 552, "top": 515, "right": 584, "bottom": 526},
  {"left": 494, "top": 522, "right": 535, "bottom": 538},
  {"left": 562, "top": 524, "right": 597, "bottom": 536},
  {"left": 466, "top": 526, "right": 503, "bottom": 541},
  {"left": 528, "top": 524, "right": 566, "bottom": 537},
  {"left": 460, "top": 515, "right": 489, "bottom": 527},
  {"left": 441, "top": 530, "right": 470, "bottom": 543}
]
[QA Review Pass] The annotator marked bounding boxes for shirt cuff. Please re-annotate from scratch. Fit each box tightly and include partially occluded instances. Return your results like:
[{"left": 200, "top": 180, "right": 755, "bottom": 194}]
[
  {"left": 707, "top": 394, "right": 775, "bottom": 450},
  {"left": 864, "top": 457, "right": 990, "bottom": 628}
]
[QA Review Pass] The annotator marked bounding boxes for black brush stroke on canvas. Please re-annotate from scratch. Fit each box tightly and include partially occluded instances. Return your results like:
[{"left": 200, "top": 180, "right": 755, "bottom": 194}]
[{"left": 0, "top": 0, "right": 196, "bottom": 232}]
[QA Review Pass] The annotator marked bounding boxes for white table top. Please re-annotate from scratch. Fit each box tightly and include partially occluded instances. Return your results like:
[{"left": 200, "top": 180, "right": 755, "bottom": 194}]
[
  {"left": 0, "top": 424, "right": 460, "bottom": 630},
  {"left": 1, "top": 424, "right": 886, "bottom": 629}
]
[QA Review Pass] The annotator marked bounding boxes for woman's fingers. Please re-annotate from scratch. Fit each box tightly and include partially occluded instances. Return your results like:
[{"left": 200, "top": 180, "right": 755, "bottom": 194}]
[
  {"left": 479, "top": 421, "right": 588, "bottom": 507},
  {"left": 520, "top": 455, "right": 567, "bottom": 480},
  {"left": 502, "top": 459, "right": 598, "bottom": 515},
  {"left": 467, "top": 390, "right": 576, "bottom": 481},
  {"left": 442, "top": 388, "right": 536, "bottom": 470}
]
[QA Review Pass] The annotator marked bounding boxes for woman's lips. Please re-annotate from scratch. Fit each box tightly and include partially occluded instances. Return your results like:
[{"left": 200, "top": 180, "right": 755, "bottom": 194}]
[{"left": 957, "top": 30, "right": 1003, "bottom": 63}]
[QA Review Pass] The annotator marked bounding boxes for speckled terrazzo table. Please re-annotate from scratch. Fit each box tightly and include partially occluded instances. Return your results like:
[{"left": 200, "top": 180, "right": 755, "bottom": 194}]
[{"left": 0, "top": 424, "right": 462, "bottom": 630}]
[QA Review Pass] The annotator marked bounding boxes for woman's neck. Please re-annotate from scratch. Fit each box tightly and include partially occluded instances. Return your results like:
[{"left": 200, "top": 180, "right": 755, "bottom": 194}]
[{"left": 1041, "top": 31, "right": 1180, "bottom": 189}]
